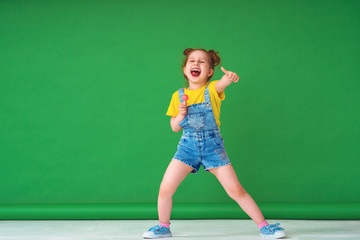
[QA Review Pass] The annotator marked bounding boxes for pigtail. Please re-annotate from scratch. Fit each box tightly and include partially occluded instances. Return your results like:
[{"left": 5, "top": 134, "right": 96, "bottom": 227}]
[
  {"left": 208, "top": 50, "right": 221, "bottom": 68},
  {"left": 183, "top": 48, "right": 193, "bottom": 56}
]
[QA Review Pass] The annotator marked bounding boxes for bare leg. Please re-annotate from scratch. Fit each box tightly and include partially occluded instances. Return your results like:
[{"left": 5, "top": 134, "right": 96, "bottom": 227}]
[
  {"left": 209, "top": 164, "right": 265, "bottom": 225},
  {"left": 158, "top": 159, "right": 193, "bottom": 224}
]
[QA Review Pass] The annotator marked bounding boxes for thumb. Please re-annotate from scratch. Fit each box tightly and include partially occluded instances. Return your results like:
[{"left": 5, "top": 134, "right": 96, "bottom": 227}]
[{"left": 221, "top": 66, "right": 228, "bottom": 73}]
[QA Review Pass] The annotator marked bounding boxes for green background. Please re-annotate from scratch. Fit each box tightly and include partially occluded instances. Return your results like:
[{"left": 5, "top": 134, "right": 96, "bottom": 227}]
[{"left": 1, "top": 0, "right": 359, "bottom": 220}]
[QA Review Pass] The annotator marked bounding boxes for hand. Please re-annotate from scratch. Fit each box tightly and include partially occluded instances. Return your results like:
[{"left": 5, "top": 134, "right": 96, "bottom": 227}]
[
  {"left": 220, "top": 67, "right": 239, "bottom": 83},
  {"left": 178, "top": 102, "right": 188, "bottom": 117}
]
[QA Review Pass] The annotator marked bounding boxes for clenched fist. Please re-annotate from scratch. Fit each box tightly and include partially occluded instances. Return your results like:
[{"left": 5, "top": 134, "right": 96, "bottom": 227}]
[{"left": 178, "top": 102, "right": 188, "bottom": 117}]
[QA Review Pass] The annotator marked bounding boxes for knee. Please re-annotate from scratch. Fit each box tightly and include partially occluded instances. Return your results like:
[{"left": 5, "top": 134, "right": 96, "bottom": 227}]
[
  {"left": 227, "top": 186, "right": 247, "bottom": 200},
  {"left": 159, "top": 184, "right": 175, "bottom": 199}
]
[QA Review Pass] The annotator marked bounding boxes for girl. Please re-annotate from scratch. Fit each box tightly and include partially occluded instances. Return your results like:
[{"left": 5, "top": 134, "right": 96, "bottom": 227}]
[{"left": 143, "top": 48, "right": 286, "bottom": 239}]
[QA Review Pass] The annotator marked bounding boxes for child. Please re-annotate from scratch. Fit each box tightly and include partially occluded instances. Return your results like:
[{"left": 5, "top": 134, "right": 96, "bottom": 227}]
[{"left": 143, "top": 48, "right": 286, "bottom": 239}]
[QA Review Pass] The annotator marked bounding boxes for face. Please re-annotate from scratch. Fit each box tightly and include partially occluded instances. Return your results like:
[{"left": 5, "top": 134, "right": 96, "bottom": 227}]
[{"left": 183, "top": 50, "right": 214, "bottom": 86}]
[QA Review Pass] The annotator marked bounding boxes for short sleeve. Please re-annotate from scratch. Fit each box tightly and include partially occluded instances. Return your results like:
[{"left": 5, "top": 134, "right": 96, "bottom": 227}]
[
  {"left": 166, "top": 91, "right": 180, "bottom": 117},
  {"left": 209, "top": 80, "right": 225, "bottom": 101}
]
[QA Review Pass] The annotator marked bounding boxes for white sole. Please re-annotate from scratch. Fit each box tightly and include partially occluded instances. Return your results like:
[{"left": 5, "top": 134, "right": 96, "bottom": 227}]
[
  {"left": 260, "top": 231, "right": 286, "bottom": 239},
  {"left": 142, "top": 231, "right": 172, "bottom": 239}
]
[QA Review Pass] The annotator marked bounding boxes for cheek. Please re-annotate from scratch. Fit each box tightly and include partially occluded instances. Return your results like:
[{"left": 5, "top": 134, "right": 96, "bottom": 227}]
[{"left": 203, "top": 66, "right": 211, "bottom": 74}]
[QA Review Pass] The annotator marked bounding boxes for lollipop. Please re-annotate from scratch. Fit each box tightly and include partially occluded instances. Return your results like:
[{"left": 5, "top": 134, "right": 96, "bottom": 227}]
[{"left": 182, "top": 94, "right": 189, "bottom": 102}]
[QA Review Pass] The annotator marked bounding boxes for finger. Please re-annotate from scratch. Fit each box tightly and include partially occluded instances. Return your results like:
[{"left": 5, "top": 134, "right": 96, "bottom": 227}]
[
  {"left": 180, "top": 102, "right": 187, "bottom": 107},
  {"left": 228, "top": 72, "right": 236, "bottom": 78},
  {"left": 221, "top": 66, "right": 228, "bottom": 74}
]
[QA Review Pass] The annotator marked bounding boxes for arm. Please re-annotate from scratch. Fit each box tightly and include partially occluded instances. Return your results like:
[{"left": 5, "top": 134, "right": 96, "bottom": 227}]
[
  {"left": 215, "top": 66, "right": 240, "bottom": 94},
  {"left": 170, "top": 102, "right": 188, "bottom": 132},
  {"left": 170, "top": 115, "right": 185, "bottom": 132}
]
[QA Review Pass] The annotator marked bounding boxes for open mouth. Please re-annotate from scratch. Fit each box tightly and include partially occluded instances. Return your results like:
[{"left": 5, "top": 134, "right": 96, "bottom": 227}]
[{"left": 191, "top": 68, "right": 201, "bottom": 77}]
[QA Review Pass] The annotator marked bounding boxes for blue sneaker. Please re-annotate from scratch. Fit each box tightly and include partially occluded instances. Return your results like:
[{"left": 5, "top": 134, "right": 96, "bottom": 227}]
[
  {"left": 260, "top": 223, "right": 286, "bottom": 239},
  {"left": 143, "top": 224, "right": 172, "bottom": 239}
]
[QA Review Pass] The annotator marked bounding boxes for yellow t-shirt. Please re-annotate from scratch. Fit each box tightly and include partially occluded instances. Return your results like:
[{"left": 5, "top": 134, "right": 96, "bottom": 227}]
[{"left": 166, "top": 80, "right": 225, "bottom": 128}]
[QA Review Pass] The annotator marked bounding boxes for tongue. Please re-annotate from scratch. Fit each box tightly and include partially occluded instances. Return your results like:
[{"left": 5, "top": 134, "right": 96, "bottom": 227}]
[{"left": 191, "top": 71, "right": 200, "bottom": 77}]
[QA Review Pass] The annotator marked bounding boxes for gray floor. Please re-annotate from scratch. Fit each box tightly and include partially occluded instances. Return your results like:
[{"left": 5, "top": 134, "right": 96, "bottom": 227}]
[{"left": 0, "top": 219, "right": 359, "bottom": 240}]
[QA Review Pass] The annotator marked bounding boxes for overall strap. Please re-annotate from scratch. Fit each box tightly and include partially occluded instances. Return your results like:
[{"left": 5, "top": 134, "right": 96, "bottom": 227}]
[
  {"left": 204, "top": 82, "right": 211, "bottom": 104},
  {"left": 178, "top": 88, "right": 185, "bottom": 103}
]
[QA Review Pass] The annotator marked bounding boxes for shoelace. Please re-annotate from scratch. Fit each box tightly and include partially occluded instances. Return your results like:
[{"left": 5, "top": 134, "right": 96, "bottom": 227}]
[
  {"left": 149, "top": 225, "right": 168, "bottom": 232},
  {"left": 263, "top": 223, "right": 284, "bottom": 233}
]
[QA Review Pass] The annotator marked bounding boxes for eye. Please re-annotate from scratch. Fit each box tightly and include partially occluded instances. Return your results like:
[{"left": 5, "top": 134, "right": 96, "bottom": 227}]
[{"left": 200, "top": 61, "right": 205, "bottom": 63}]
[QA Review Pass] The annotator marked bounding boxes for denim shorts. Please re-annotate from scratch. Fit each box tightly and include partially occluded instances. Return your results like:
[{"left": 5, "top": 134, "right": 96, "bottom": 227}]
[{"left": 173, "top": 130, "right": 231, "bottom": 173}]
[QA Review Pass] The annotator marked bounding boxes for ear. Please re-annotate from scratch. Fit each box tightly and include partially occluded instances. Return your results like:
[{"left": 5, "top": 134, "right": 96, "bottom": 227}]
[{"left": 208, "top": 68, "right": 214, "bottom": 77}]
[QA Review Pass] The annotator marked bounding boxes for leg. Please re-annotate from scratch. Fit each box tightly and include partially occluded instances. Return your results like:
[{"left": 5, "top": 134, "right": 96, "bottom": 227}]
[
  {"left": 209, "top": 164, "right": 265, "bottom": 225},
  {"left": 158, "top": 159, "right": 193, "bottom": 224}
]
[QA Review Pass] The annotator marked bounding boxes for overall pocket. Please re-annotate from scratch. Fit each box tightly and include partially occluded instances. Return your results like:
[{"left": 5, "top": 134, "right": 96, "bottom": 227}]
[
  {"left": 214, "top": 148, "right": 229, "bottom": 161},
  {"left": 186, "top": 112, "right": 205, "bottom": 130},
  {"left": 214, "top": 133, "right": 225, "bottom": 147},
  {"left": 213, "top": 134, "right": 228, "bottom": 161}
]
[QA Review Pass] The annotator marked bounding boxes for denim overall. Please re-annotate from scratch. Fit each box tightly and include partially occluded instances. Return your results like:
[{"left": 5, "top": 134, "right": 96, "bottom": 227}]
[{"left": 173, "top": 83, "right": 231, "bottom": 173}]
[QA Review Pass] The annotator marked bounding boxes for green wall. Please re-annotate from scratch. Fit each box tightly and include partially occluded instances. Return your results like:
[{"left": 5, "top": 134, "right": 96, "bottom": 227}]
[{"left": 1, "top": 0, "right": 359, "bottom": 220}]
